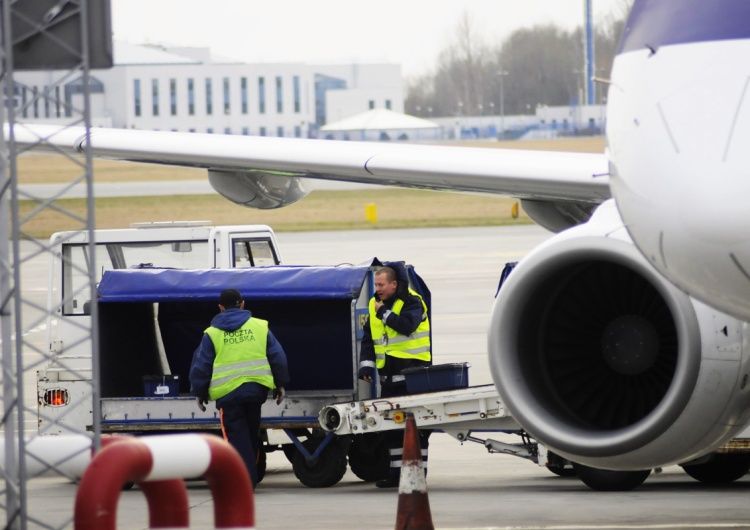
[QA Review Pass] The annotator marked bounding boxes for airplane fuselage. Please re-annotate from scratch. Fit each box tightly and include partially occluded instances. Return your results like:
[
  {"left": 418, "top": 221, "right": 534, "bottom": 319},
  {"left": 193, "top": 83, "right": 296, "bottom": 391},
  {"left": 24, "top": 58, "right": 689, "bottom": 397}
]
[{"left": 608, "top": 0, "right": 750, "bottom": 323}]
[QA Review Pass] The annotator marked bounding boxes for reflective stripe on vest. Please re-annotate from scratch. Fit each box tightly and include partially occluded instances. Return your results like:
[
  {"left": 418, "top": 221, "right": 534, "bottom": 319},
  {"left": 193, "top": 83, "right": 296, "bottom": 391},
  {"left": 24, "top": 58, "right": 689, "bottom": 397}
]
[
  {"left": 206, "top": 317, "right": 274, "bottom": 401},
  {"left": 369, "top": 289, "right": 431, "bottom": 369}
]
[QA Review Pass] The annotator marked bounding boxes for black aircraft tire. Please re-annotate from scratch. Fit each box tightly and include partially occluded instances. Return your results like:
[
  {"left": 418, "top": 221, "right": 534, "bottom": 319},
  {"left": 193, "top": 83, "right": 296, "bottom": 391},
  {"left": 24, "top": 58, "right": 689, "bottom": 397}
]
[
  {"left": 572, "top": 463, "right": 651, "bottom": 491},
  {"left": 681, "top": 454, "right": 750, "bottom": 484},
  {"left": 292, "top": 439, "right": 348, "bottom": 488},
  {"left": 348, "top": 433, "right": 390, "bottom": 482}
]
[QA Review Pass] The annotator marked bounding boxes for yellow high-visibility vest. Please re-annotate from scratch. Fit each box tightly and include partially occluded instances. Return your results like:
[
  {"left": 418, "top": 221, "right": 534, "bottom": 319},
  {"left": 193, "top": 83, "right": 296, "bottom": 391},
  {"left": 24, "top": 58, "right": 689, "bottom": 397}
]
[
  {"left": 205, "top": 317, "right": 275, "bottom": 401},
  {"left": 369, "top": 289, "right": 431, "bottom": 369}
]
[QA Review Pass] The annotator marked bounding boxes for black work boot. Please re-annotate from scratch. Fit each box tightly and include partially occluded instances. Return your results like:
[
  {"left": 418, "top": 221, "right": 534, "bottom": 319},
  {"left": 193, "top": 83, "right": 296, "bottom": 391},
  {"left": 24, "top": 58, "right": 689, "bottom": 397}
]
[{"left": 375, "top": 474, "right": 400, "bottom": 488}]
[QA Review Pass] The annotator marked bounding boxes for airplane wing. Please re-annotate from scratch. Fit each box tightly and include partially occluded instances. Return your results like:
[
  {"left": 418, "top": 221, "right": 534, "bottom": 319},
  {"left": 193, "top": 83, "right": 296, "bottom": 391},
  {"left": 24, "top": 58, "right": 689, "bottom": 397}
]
[{"left": 11, "top": 124, "right": 610, "bottom": 226}]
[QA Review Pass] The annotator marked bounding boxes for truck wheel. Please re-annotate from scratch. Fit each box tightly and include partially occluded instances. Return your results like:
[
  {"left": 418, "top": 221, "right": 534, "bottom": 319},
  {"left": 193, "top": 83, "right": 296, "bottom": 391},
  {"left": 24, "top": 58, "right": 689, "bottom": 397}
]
[
  {"left": 292, "top": 438, "right": 347, "bottom": 488},
  {"left": 348, "top": 433, "right": 389, "bottom": 482},
  {"left": 681, "top": 454, "right": 750, "bottom": 484},
  {"left": 282, "top": 444, "right": 296, "bottom": 464},
  {"left": 572, "top": 463, "right": 651, "bottom": 491}
]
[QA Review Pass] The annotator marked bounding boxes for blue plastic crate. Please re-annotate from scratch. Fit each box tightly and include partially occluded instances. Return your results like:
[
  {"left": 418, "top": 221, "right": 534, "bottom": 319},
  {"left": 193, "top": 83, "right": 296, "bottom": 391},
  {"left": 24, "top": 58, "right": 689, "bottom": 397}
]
[
  {"left": 143, "top": 375, "right": 180, "bottom": 397},
  {"left": 401, "top": 363, "right": 469, "bottom": 394}
]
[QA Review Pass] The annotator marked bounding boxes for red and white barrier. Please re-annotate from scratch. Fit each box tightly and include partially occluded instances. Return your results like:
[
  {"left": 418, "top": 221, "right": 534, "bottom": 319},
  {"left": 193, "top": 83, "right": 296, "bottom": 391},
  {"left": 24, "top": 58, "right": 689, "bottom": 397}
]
[{"left": 74, "top": 433, "right": 254, "bottom": 530}]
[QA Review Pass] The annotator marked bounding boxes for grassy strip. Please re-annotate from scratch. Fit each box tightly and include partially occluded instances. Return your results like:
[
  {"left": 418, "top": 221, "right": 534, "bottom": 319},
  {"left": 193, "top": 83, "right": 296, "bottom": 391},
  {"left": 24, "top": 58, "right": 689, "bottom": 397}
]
[
  {"left": 16, "top": 136, "right": 605, "bottom": 237},
  {"left": 18, "top": 189, "right": 530, "bottom": 239}
]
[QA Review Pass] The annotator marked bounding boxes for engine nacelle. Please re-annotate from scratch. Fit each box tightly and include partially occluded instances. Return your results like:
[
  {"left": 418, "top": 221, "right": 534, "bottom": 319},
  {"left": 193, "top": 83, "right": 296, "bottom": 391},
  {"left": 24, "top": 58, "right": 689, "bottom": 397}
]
[
  {"left": 489, "top": 201, "right": 750, "bottom": 470},
  {"left": 208, "top": 169, "right": 310, "bottom": 209}
]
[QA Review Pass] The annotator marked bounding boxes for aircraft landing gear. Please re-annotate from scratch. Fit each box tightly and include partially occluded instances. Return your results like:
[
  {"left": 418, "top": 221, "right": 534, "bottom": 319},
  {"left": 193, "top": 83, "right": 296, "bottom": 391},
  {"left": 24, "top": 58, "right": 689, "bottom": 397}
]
[
  {"left": 681, "top": 453, "right": 750, "bottom": 484},
  {"left": 572, "top": 463, "right": 651, "bottom": 491}
]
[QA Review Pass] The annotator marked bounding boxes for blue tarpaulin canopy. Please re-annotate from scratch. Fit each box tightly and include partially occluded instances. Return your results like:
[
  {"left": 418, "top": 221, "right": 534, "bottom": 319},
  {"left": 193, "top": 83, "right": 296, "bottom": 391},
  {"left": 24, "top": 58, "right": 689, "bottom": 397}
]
[{"left": 97, "top": 265, "right": 372, "bottom": 303}]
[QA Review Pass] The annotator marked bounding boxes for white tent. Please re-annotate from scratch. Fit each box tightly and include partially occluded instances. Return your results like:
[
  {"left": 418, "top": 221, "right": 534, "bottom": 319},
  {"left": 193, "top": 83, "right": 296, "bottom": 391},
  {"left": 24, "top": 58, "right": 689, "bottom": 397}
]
[{"left": 320, "top": 108, "right": 442, "bottom": 142}]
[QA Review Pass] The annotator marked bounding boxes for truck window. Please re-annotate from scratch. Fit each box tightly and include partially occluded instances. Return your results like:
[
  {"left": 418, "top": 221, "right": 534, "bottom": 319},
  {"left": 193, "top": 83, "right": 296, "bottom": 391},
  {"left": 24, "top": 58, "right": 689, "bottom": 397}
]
[
  {"left": 232, "top": 239, "right": 279, "bottom": 268},
  {"left": 61, "top": 241, "right": 209, "bottom": 315}
]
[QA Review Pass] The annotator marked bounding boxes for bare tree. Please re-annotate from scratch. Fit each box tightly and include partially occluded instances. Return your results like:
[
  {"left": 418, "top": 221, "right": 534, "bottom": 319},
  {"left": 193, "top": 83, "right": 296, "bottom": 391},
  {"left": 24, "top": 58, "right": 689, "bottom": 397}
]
[{"left": 406, "top": 7, "right": 630, "bottom": 118}]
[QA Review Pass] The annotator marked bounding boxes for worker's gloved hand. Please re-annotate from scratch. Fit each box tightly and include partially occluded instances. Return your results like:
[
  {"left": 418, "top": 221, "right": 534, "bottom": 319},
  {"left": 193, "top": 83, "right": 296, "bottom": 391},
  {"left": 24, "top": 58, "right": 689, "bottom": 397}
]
[
  {"left": 196, "top": 397, "right": 208, "bottom": 412},
  {"left": 273, "top": 387, "right": 285, "bottom": 405}
]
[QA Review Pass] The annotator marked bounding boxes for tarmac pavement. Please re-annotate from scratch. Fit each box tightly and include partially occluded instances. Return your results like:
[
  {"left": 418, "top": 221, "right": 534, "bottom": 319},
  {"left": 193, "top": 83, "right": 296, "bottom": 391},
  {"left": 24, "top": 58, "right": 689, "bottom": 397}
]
[{"left": 15, "top": 226, "right": 750, "bottom": 529}]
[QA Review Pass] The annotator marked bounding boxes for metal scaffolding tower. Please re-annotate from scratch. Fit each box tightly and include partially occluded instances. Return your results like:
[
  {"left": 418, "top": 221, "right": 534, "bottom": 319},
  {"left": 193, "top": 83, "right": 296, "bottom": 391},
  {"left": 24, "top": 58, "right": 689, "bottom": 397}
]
[{"left": 1, "top": 1, "right": 111, "bottom": 527}]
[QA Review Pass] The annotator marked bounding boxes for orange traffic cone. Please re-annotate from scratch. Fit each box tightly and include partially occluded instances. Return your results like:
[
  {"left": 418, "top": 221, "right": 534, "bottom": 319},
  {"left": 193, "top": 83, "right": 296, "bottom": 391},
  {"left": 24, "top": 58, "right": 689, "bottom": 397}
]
[{"left": 394, "top": 412, "right": 434, "bottom": 530}]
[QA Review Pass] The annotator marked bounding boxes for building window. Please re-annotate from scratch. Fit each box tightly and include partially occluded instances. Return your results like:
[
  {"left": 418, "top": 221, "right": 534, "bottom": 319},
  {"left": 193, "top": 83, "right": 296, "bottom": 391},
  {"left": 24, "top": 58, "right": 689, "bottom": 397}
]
[
  {"left": 207, "top": 128, "right": 214, "bottom": 134},
  {"left": 258, "top": 77, "right": 265, "bottom": 114},
  {"left": 241, "top": 77, "right": 248, "bottom": 114},
  {"left": 188, "top": 78, "right": 195, "bottom": 115},
  {"left": 224, "top": 127, "right": 231, "bottom": 135},
  {"left": 33, "top": 86, "right": 39, "bottom": 118},
  {"left": 385, "top": 99, "right": 392, "bottom": 110},
  {"left": 170, "top": 79, "right": 177, "bottom": 116},
  {"left": 152, "top": 79, "right": 159, "bottom": 116},
  {"left": 277, "top": 126, "right": 284, "bottom": 137},
  {"left": 44, "top": 86, "right": 50, "bottom": 117},
  {"left": 242, "top": 127, "right": 249, "bottom": 135},
  {"left": 206, "top": 78, "right": 213, "bottom": 115},
  {"left": 293, "top": 76, "right": 300, "bottom": 113},
  {"left": 368, "top": 100, "right": 375, "bottom": 110},
  {"left": 294, "top": 125, "right": 301, "bottom": 138},
  {"left": 223, "top": 77, "right": 230, "bottom": 115},
  {"left": 259, "top": 126, "right": 266, "bottom": 136},
  {"left": 55, "top": 86, "right": 61, "bottom": 117},
  {"left": 21, "top": 86, "right": 27, "bottom": 118},
  {"left": 134, "top": 79, "right": 142, "bottom": 117},
  {"left": 276, "top": 76, "right": 283, "bottom": 113}
]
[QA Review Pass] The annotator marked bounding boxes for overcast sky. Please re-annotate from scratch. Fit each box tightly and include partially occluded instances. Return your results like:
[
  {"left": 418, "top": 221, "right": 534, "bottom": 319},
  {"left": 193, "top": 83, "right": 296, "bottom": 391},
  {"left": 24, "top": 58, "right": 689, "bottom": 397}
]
[{"left": 111, "top": 0, "right": 627, "bottom": 77}]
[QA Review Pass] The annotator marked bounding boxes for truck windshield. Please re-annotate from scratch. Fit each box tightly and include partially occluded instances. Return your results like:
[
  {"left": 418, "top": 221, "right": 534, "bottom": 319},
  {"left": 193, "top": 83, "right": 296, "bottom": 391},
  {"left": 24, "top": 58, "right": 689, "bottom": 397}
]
[{"left": 61, "top": 241, "right": 208, "bottom": 315}]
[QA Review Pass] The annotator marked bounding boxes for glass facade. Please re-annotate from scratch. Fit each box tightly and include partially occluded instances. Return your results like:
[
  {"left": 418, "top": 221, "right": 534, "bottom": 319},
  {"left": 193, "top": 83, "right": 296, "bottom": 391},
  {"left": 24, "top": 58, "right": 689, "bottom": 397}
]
[
  {"left": 152, "top": 79, "right": 159, "bottom": 116},
  {"left": 188, "top": 78, "right": 195, "bottom": 115},
  {"left": 223, "top": 77, "right": 230, "bottom": 115},
  {"left": 258, "top": 77, "right": 266, "bottom": 114},
  {"left": 170, "top": 79, "right": 177, "bottom": 116},
  {"left": 276, "top": 76, "right": 283, "bottom": 113},
  {"left": 241, "top": 77, "right": 248, "bottom": 114},
  {"left": 205, "top": 78, "right": 213, "bottom": 115},
  {"left": 134, "top": 79, "right": 141, "bottom": 117},
  {"left": 293, "top": 76, "right": 300, "bottom": 113}
]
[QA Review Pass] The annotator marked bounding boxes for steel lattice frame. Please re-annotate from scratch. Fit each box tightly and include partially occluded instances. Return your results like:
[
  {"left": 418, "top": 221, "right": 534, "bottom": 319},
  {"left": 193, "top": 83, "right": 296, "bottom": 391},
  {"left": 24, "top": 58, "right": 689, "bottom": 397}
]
[{"left": 1, "top": 1, "right": 100, "bottom": 528}]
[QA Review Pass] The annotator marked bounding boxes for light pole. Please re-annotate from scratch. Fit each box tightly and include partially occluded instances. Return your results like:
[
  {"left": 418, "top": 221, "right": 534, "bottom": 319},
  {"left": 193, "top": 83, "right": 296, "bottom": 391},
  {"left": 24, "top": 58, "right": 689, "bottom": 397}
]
[
  {"left": 498, "top": 70, "right": 508, "bottom": 140},
  {"left": 457, "top": 101, "right": 463, "bottom": 139}
]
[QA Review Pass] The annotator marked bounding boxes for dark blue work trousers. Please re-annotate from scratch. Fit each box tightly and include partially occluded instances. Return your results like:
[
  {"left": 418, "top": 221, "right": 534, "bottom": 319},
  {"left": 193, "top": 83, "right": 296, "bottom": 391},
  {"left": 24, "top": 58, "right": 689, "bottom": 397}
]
[
  {"left": 381, "top": 382, "right": 430, "bottom": 480},
  {"left": 220, "top": 401, "right": 263, "bottom": 487}
]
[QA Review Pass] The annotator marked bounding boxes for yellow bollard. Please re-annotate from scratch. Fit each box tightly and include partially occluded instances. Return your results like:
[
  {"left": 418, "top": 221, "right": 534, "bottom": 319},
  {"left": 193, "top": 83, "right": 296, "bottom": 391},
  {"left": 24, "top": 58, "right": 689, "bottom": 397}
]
[
  {"left": 511, "top": 201, "right": 519, "bottom": 219},
  {"left": 365, "top": 203, "right": 378, "bottom": 224}
]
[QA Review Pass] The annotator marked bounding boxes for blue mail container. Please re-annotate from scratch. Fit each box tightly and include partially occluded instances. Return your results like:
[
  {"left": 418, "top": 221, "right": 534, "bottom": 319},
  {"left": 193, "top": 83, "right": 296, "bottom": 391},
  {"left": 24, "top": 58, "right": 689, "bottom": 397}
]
[{"left": 401, "top": 363, "right": 470, "bottom": 394}]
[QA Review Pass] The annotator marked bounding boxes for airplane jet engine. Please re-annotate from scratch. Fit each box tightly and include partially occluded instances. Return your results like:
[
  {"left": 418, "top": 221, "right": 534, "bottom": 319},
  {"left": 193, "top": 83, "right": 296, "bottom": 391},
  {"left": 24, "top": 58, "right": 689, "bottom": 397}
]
[
  {"left": 488, "top": 200, "right": 750, "bottom": 471},
  {"left": 208, "top": 169, "right": 310, "bottom": 209}
]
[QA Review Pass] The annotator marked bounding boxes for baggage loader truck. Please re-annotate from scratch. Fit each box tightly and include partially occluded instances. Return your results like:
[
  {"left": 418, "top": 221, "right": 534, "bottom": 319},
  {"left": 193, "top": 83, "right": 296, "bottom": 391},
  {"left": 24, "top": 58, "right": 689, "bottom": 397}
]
[{"left": 39, "top": 258, "right": 428, "bottom": 487}]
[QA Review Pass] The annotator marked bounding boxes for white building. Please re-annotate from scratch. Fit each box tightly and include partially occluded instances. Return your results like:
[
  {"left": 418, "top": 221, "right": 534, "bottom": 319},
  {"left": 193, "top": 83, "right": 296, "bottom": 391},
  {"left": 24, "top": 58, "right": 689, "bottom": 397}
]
[{"left": 10, "top": 42, "right": 403, "bottom": 139}]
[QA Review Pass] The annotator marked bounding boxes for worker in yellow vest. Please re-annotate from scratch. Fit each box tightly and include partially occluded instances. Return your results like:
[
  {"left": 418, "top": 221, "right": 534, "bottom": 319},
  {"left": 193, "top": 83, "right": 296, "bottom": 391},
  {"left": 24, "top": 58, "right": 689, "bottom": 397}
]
[
  {"left": 190, "top": 288, "right": 289, "bottom": 487},
  {"left": 359, "top": 263, "right": 431, "bottom": 488}
]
